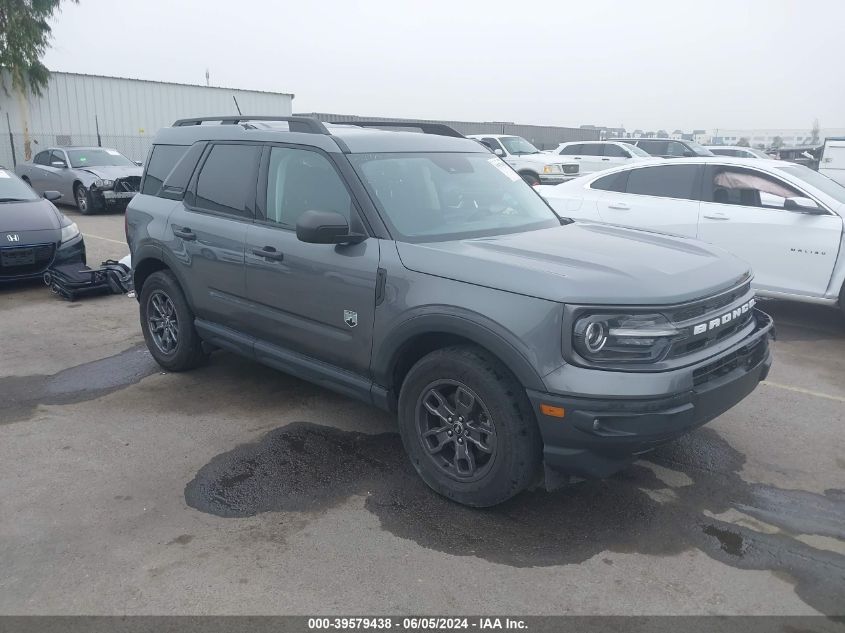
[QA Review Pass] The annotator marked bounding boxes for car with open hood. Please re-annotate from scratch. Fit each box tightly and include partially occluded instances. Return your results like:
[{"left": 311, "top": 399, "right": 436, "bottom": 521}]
[
  {"left": 0, "top": 168, "right": 85, "bottom": 282},
  {"left": 127, "top": 117, "right": 773, "bottom": 507},
  {"left": 15, "top": 146, "right": 143, "bottom": 214}
]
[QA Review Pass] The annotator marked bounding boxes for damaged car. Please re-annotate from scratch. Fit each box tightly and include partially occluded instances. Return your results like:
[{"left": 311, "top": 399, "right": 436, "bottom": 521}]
[{"left": 16, "top": 146, "right": 143, "bottom": 214}]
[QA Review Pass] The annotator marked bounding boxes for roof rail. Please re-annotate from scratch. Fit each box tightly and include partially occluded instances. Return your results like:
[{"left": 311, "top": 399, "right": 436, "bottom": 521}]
[
  {"left": 328, "top": 120, "right": 464, "bottom": 138},
  {"left": 172, "top": 116, "right": 330, "bottom": 135}
]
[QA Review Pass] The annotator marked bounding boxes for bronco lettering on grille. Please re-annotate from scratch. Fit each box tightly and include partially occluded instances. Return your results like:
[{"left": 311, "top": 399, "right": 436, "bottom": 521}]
[{"left": 692, "top": 299, "right": 755, "bottom": 336}]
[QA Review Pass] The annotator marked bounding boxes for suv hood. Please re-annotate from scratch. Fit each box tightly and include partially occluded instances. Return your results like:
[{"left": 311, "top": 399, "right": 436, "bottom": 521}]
[
  {"left": 396, "top": 223, "right": 752, "bottom": 305},
  {"left": 77, "top": 165, "right": 142, "bottom": 179}
]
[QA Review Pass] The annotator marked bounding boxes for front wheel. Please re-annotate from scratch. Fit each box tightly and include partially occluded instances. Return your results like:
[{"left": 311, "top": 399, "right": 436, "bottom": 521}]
[
  {"left": 75, "top": 184, "right": 95, "bottom": 215},
  {"left": 519, "top": 171, "right": 540, "bottom": 186},
  {"left": 139, "top": 270, "right": 208, "bottom": 371},
  {"left": 397, "top": 345, "right": 542, "bottom": 507}
]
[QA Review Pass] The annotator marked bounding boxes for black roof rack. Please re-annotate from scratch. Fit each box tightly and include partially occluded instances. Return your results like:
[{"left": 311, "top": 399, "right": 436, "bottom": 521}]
[
  {"left": 172, "top": 116, "right": 330, "bottom": 135},
  {"left": 327, "top": 120, "right": 464, "bottom": 138}
]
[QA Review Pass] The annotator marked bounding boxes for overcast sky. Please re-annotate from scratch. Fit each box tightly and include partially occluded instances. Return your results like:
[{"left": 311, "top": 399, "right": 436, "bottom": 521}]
[{"left": 43, "top": 0, "right": 844, "bottom": 131}]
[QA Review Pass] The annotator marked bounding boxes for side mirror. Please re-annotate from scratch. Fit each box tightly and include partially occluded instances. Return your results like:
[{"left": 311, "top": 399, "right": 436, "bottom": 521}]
[
  {"left": 51, "top": 160, "right": 67, "bottom": 168},
  {"left": 784, "top": 197, "right": 826, "bottom": 214},
  {"left": 42, "top": 190, "right": 61, "bottom": 201},
  {"left": 134, "top": 160, "right": 143, "bottom": 166},
  {"left": 296, "top": 210, "right": 365, "bottom": 245},
  {"left": 494, "top": 148, "right": 505, "bottom": 157}
]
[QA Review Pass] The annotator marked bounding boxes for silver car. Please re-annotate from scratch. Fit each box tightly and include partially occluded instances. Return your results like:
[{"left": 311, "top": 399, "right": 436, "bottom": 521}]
[{"left": 15, "top": 146, "right": 143, "bottom": 214}]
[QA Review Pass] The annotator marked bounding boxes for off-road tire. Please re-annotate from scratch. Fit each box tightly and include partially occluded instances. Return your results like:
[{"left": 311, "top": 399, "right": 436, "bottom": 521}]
[
  {"left": 139, "top": 270, "right": 207, "bottom": 371},
  {"left": 397, "top": 345, "right": 542, "bottom": 507}
]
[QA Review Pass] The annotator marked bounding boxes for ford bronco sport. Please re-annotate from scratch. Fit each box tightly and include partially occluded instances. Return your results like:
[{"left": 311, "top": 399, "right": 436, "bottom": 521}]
[{"left": 127, "top": 116, "right": 773, "bottom": 507}]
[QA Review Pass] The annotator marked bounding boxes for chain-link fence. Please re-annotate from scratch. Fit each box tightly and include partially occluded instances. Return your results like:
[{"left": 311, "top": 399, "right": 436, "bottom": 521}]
[{"left": 0, "top": 131, "right": 152, "bottom": 170}]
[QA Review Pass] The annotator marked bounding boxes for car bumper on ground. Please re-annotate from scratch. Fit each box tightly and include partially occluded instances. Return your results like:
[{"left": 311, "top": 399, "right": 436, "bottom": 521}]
[{"left": 528, "top": 309, "right": 774, "bottom": 478}]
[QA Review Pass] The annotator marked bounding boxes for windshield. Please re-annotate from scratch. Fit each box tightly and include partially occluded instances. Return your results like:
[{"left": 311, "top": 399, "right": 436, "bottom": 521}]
[
  {"left": 621, "top": 143, "right": 650, "bottom": 157},
  {"left": 350, "top": 152, "right": 561, "bottom": 242},
  {"left": 686, "top": 140, "right": 714, "bottom": 156},
  {"left": 0, "top": 170, "right": 39, "bottom": 202},
  {"left": 499, "top": 136, "right": 541, "bottom": 155},
  {"left": 67, "top": 148, "right": 135, "bottom": 168},
  {"left": 777, "top": 164, "right": 845, "bottom": 204}
]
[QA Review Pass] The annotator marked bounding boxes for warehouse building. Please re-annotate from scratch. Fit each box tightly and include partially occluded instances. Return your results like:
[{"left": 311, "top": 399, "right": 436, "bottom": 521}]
[{"left": 0, "top": 71, "right": 294, "bottom": 167}]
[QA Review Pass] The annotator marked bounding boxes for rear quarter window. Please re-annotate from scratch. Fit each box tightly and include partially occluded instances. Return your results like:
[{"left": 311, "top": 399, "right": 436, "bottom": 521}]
[{"left": 141, "top": 144, "right": 189, "bottom": 196}]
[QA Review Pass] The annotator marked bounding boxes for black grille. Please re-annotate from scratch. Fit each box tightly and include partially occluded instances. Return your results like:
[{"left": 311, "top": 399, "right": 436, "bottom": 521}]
[
  {"left": 114, "top": 176, "right": 141, "bottom": 192},
  {"left": 0, "top": 243, "right": 55, "bottom": 277},
  {"left": 668, "top": 282, "right": 751, "bottom": 322},
  {"left": 693, "top": 336, "right": 767, "bottom": 387}
]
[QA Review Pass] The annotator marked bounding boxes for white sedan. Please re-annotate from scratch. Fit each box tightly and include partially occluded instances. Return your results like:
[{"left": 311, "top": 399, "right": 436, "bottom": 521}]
[{"left": 538, "top": 157, "right": 845, "bottom": 314}]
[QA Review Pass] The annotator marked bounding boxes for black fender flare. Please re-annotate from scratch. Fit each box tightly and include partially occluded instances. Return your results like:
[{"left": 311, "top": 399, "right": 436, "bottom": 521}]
[
  {"left": 132, "top": 245, "right": 197, "bottom": 309},
  {"left": 371, "top": 309, "right": 547, "bottom": 393}
]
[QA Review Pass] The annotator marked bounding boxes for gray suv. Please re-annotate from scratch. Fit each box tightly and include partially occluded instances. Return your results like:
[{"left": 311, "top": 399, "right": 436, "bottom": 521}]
[{"left": 127, "top": 116, "right": 773, "bottom": 507}]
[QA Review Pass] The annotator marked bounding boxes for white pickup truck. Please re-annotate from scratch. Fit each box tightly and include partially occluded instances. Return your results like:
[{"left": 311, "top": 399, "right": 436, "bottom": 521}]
[
  {"left": 467, "top": 134, "right": 579, "bottom": 185},
  {"left": 820, "top": 137, "right": 845, "bottom": 186}
]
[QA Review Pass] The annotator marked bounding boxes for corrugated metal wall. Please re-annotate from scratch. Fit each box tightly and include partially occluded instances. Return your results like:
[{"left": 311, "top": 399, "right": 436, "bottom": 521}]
[
  {"left": 0, "top": 71, "right": 293, "bottom": 166},
  {"left": 297, "top": 112, "right": 601, "bottom": 149}
]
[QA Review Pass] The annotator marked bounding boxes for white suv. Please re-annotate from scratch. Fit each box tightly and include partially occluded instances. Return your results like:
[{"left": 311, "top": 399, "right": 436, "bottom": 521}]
[
  {"left": 467, "top": 134, "right": 579, "bottom": 185},
  {"left": 551, "top": 141, "right": 652, "bottom": 175},
  {"left": 538, "top": 157, "right": 845, "bottom": 314}
]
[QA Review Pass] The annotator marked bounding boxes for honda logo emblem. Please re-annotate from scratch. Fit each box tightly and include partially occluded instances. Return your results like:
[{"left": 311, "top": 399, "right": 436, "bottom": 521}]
[{"left": 6, "top": 234, "right": 20, "bottom": 242}]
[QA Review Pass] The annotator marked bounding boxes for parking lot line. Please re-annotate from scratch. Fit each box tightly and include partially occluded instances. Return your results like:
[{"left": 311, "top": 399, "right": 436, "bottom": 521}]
[
  {"left": 761, "top": 381, "right": 845, "bottom": 403},
  {"left": 83, "top": 232, "right": 127, "bottom": 246}
]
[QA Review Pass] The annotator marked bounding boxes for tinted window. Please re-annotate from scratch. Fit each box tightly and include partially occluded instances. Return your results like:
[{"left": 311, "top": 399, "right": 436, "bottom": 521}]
[
  {"left": 481, "top": 137, "right": 504, "bottom": 153},
  {"left": 625, "top": 165, "right": 699, "bottom": 199},
  {"left": 0, "top": 169, "right": 39, "bottom": 201},
  {"left": 590, "top": 170, "right": 628, "bottom": 192},
  {"left": 604, "top": 144, "right": 630, "bottom": 158},
  {"left": 558, "top": 144, "right": 584, "bottom": 155},
  {"left": 49, "top": 150, "right": 66, "bottom": 165},
  {"left": 194, "top": 144, "right": 260, "bottom": 217},
  {"left": 33, "top": 151, "right": 50, "bottom": 166},
  {"left": 142, "top": 145, "right": 188, "bottom": 195},
  {"left": 665, "top": 141, "right": 689, "bottom": 157},
  {"left": 711, "top": 148, "right": 738, "bottom": 157},
  {"left": 264, "top": 147, "right": 352, "bottom": 228},
  {"left": 580, "top": 144, "right": 605, "bottom": 156},
  {"left": 711, "top": 167, "right": 803, "bottom": 209},
  {"left": 636, "top": 140, "right": 668, "bottom": 156}
]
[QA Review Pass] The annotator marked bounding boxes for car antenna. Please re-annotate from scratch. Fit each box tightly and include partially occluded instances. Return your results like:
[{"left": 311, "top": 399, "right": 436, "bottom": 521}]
[{"left": 232, "top": 95, "right": 242, "bottom": 115}]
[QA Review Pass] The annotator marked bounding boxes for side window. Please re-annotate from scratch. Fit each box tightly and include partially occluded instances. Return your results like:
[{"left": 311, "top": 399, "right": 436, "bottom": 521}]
[
  {"left": 665, "top": 142, "right": 688, "bottom": 157},
  {"left": 625, "top": 165, "right": 699, "bottom": 200},
  {"left": 194, "top": 144, "right": 261, "bottom": 218},
  {"left": 264, "top": 147, "right": 352, "bottom": 228},
  {"left": 711, "top": 168, "right": 803, "bottom": 209},
  {"left": 604, "top": 144, "right": 629, "bottom": 158},
  {"left": 558, "top": 144, "right": 584, "bottom": 155},
  {"left": 481, "top": 137, "right": 504, "bottom": 153},
  {"left": 590, "top": 170, "right": 629, "bottom": 192},
  {"left": 637, "top": 140, "right": 668, "bottom": 156},
  {"left": 581, "top": 144, "right": 605, "bottom": 156},
  {"left": 49, "top": 150, "right": 66, "bottom": 165},
  {"left": 33, "top": 151, "right": 50, "bottom": 166},
  {"left": 142, "top": 145, "right": 189, "bottom": 195}
]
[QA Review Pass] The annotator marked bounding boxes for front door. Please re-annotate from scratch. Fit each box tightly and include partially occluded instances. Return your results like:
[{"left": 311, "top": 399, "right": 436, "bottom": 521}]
[
  {"left": 244, "top": 145, "right": 379, "bottom": 377},
  {"left": 697, "top": 165, "right": 842, "bottom": 297}
]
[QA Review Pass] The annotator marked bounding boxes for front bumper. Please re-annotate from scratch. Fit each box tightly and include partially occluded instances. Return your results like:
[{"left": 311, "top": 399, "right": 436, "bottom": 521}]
[
  {"left": 538, "top": 173, "right": 579, "bottom": 184},
  {"left": 91, "top": 189, "right": 137, "bottom": 208},
  {"left": 0, "top": 234, "right": 85, "bottom": 282},
  {"left": 528, "top": 309, "right": 774, "bottom": 478}
]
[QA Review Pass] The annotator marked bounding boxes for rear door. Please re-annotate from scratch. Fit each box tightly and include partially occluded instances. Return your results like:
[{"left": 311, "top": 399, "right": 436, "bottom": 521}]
[
  {"left": 820, "top": 140, "right": 845, "bottom": 186},
  {"left": 167, "top": 142, "right": 261, "bottom": 329},
  {"left": 697, "top": 164, "right": 842, "bottom": 297},
  {"left": 244, "top": 144, "right": 379, "bottom": 377},
  {"left": 603, "top": 143, "right": 633, "bottom": 169},
  {"left": 595, "top": 163, "right": 703, "bottom": 237},
  {"left": 27, "top": 151, "right": 52, "bottom": 192}
]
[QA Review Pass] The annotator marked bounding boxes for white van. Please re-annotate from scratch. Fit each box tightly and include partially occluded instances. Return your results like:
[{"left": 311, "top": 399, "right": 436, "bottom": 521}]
[{"left": 820, "top": 137, "right": 845, "bottom": 186}]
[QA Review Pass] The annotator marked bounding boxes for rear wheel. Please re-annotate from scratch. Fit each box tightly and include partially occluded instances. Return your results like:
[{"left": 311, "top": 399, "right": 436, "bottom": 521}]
[
  {"left": 139, "top": 270, "right": 207, "bottom": 371},
  {"left": 519, "top": 171, "right": 540, "bottom": 186},
  {"left": 75, "top": 184, "right": 94, "bottom": 215},
  {"left": 397, "top": 345, "right": 542, "bottom": 507}
]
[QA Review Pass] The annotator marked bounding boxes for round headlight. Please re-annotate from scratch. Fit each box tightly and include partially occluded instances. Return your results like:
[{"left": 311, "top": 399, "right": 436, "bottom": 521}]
[{"left": 584, "top": 321, "right": 608, "bottom": 353}]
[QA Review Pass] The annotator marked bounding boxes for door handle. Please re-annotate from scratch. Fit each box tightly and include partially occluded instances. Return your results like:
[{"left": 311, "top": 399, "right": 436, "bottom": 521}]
[
  {"left": 703, "top": 213, "right": 730, "bottom": 221},
  {"left": 573, "top": 156, "right": 582, "bottom": 160},
  {"left": 607, "top": 203, "right": 630, "bottom": 210},
  {"left": 601, "top": 158, "right": 610, "bottom": 161},
  {"left": 252, "top": 246, "right": 284, "bottom": 261},
  {"left": 173, "top": 227, "right": 196, "bottom": 241}
]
